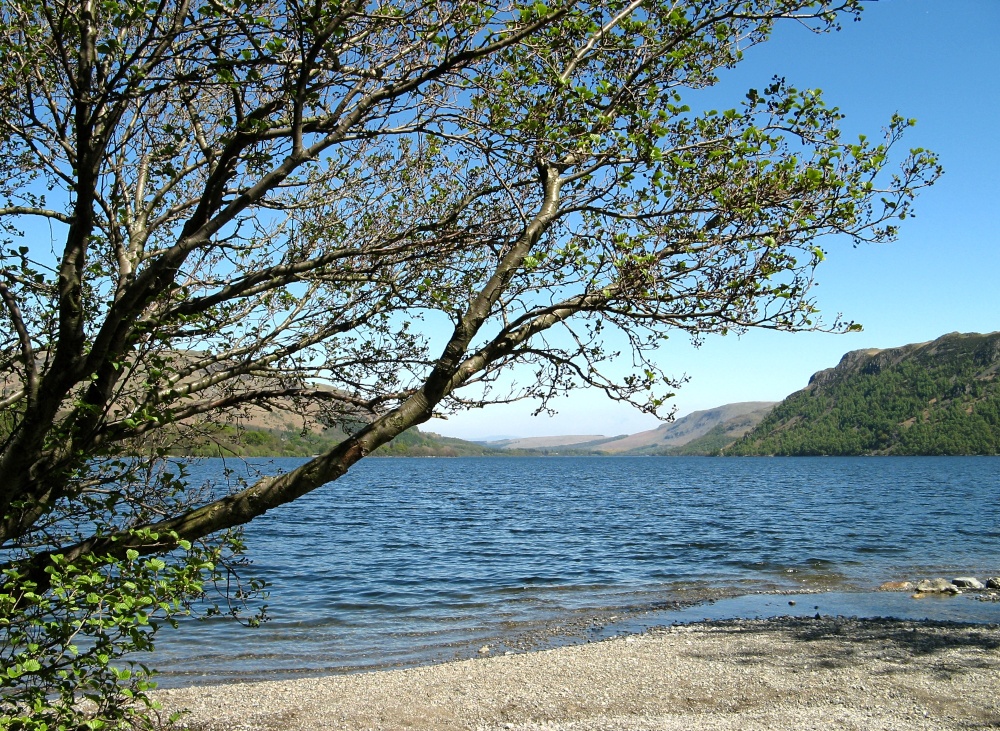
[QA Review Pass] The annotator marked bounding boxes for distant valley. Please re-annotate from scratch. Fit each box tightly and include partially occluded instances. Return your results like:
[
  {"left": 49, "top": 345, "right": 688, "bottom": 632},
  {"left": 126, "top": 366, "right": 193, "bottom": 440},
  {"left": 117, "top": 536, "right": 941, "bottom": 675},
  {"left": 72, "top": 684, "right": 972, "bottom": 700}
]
[
  {"left": 164, "top": 330, "right": 1000, "bottom": 457},
  {"left": 479, "top": 401, "right": 777, "bottom": 455}
]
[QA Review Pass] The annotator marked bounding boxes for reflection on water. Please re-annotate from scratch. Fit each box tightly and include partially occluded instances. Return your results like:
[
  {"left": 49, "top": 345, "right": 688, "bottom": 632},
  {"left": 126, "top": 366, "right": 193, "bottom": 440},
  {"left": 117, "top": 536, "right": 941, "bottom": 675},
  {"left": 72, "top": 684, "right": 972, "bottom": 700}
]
[{"left": 148, "top": 456, "right": 1000, "bottom": 686}]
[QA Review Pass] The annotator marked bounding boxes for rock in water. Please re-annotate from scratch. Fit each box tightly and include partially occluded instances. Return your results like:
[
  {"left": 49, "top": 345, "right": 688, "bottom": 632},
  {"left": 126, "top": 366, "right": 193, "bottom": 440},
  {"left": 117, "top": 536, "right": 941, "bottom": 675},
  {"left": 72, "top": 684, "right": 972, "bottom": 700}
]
[
  {"left": 952, "top": 577, "right": 985, "bottom": 589},
  {"left": 877, "top": 581, "right": 914, "bottom": 592},
  {"left": 915, "top": 578, "right": 960, "bottom": 594},
  {"left": 986, "top": 577, "right": 1000, "bottom": 590}
]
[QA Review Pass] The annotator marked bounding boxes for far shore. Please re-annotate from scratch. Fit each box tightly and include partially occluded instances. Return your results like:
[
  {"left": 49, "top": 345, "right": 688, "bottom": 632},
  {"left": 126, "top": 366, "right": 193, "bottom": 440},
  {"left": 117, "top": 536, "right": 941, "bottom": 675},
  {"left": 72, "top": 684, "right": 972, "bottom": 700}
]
[{"left": 160, "top": 615, "right": 1000, "bottom": 731}]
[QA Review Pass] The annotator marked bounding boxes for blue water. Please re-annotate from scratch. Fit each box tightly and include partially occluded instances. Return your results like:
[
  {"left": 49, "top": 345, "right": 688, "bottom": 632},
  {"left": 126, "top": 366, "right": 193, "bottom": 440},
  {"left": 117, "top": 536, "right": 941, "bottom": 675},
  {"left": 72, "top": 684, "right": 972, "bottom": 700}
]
[{"left": 149, "top": 456, "right": 1000, "bottom": 686}]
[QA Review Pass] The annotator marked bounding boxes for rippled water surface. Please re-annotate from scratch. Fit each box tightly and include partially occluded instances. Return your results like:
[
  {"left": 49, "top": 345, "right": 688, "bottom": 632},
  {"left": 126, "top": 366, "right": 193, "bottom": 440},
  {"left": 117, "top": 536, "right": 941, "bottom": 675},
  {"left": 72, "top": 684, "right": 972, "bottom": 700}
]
[{"left": 149, "top": 456, "right": 1000, "bottom": 685}]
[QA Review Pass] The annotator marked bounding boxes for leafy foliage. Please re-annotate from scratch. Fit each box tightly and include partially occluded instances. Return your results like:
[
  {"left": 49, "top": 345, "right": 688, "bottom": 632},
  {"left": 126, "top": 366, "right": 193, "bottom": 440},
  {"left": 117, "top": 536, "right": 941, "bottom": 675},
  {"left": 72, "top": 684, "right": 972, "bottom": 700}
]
[
  {"left": 0, "top": 531, "right": 212, "bottom": 730},
  {"left": 728, "top": 332, "right": 1000, "bottom": 455}
]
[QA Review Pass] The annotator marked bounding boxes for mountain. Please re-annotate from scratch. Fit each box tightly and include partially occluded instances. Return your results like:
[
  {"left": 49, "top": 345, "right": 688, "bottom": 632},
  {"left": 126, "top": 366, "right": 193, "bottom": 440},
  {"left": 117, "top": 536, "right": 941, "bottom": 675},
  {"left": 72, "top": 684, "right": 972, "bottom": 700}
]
[
  {"left": 478, "top": 402, "right": 776, "bottom": 455},
  {"left": 596, "top": 402, "right": 777, "bottom": 454},
  {"left": 728, "top": 331, "right": 1000, "bottom": 456},
  {"left": 650, "top": 405, "right": 778, "bottom": 455}
]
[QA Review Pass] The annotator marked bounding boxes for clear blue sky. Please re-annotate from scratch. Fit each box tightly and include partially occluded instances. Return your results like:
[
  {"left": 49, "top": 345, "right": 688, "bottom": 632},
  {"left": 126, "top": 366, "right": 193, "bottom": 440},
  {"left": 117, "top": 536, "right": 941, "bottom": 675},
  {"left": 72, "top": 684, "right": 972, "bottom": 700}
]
[{"left": 435, "top": 0, "right": 1000, "bottom": 441}]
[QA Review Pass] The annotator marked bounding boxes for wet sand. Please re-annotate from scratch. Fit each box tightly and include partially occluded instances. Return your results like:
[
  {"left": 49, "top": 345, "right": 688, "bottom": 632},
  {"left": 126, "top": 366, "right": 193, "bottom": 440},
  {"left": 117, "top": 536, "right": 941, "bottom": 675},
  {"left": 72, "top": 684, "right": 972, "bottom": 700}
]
[{"left": 160, "top": 616, "right": 1000, "bottom": 731}]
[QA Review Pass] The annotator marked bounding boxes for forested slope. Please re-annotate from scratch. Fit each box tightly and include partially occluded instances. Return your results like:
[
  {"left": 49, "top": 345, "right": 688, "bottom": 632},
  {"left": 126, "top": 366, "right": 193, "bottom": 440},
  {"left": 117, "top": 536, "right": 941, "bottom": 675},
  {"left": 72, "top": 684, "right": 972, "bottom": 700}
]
[
  {"left": 728, "top": 332, "right": 1000, "bottom": 455},
  {"left": 168, "top": 424, "right": 504, "bottom": 458}
]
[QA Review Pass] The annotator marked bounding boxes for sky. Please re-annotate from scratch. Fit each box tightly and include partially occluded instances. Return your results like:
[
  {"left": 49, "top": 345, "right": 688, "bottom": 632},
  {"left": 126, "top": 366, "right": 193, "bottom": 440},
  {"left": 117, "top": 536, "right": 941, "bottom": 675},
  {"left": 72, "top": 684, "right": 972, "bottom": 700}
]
[{"left": 433, "top": 0, "right": 1000, "bottom": 441}]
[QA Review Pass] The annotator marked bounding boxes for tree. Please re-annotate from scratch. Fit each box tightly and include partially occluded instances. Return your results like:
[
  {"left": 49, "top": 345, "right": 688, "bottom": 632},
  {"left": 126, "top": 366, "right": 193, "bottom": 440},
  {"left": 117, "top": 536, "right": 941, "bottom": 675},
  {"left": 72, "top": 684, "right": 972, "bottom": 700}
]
[{"left": 0, "top": 0, "right": 939, "bottom": 725}]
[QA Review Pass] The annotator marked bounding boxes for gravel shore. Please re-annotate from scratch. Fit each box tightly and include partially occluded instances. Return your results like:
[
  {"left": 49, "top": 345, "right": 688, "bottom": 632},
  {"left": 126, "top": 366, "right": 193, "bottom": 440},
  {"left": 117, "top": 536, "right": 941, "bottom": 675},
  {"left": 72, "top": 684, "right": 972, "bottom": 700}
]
[{"left": 160, "top": 617, "right": 1000, "bottom": 731}]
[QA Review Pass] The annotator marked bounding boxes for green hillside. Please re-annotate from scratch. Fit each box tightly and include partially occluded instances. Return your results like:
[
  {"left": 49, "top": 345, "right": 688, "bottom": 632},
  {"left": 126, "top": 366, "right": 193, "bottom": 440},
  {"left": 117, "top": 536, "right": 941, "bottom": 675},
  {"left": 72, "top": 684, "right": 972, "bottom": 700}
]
[
  {"left": 166, "top": 424, "right": 503, "bottom": 458},
  {"left": 371, "top": 428, "right": 507, "bottom": 457},
  {"left": 728, "top": 332, "right": 1000, "bottom": 456}
]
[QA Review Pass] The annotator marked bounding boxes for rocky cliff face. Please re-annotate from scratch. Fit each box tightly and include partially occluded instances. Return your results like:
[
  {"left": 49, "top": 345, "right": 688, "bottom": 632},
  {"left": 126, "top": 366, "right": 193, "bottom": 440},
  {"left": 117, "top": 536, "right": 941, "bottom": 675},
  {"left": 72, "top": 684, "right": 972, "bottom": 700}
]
[
  {"left": 729, "top": 331, "right": 1000, "bottom": 456},
  {"left": 808, "top": 333, "right": 1000, "bottom": 386}
]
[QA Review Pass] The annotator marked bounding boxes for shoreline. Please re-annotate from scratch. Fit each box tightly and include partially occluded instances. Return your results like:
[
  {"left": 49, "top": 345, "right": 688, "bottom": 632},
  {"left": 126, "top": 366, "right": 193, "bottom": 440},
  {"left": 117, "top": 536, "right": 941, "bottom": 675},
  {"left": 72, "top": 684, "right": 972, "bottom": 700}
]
[
  {"left": 160, "top": 614, "right": 1000, "bottom": 731},
  {"left": 150, "top": 586, "right": 1000, "bottom": 690}
]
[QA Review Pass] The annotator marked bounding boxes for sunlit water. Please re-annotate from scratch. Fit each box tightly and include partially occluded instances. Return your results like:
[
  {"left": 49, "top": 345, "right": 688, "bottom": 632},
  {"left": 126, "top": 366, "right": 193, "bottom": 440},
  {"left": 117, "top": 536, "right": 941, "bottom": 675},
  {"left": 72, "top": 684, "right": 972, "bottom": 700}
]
[{"left": 146, "top": 456, "right": 1000, "bottom": 686}]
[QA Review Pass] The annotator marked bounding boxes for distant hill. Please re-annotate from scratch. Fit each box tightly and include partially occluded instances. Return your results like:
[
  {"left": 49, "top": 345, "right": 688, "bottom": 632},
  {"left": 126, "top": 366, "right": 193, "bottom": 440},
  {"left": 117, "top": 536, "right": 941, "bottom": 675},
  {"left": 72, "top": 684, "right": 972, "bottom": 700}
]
[
  {"left": 645, "top": 405, "right": 778, "bottom": 455},
  {"left": 116, "top": 362, "right": 508, "bottom": 457},
  {"left": 485, "top": 434, "right": 613, "bottom": 450},
  {"left": 0, "top": 350, "right": 519, "bottom": 458},
  {"left": 476, "top": 402, "right": 775, "bottom": 456},
  {"left": 597, "top": 402, "right": 777, "bottom": 454},
  {"left": 170, "top": 423, "right": 506, "bottom": 458},
  {"left": 373, "top": 428, "right": 512, "bottom": 457},
  {"left": 728, "top": 331, "right": 1000, "bottom": 456}
]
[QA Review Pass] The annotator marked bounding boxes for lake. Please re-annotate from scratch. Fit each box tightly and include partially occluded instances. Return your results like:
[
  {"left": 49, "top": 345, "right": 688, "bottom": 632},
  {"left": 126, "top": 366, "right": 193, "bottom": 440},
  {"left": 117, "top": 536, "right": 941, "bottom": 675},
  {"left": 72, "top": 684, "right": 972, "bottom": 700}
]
[{"left": 148, "top": 456, "right": 1000, "bottom": 686}]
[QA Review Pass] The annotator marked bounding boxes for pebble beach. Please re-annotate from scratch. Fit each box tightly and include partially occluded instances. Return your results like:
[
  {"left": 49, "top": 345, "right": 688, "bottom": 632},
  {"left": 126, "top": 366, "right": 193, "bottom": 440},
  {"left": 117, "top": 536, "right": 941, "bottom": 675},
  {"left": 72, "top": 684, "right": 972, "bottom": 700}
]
[{"left": 160, "top": 616, "right": 1000, "bottom": 731}]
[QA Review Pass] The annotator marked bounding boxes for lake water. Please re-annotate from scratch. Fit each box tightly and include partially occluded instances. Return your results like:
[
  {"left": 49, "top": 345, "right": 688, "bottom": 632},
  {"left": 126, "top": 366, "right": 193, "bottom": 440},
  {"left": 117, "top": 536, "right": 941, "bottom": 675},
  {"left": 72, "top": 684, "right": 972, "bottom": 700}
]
[{"left": 149, "top": 456, "right": 1000, "bottom": 686}]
